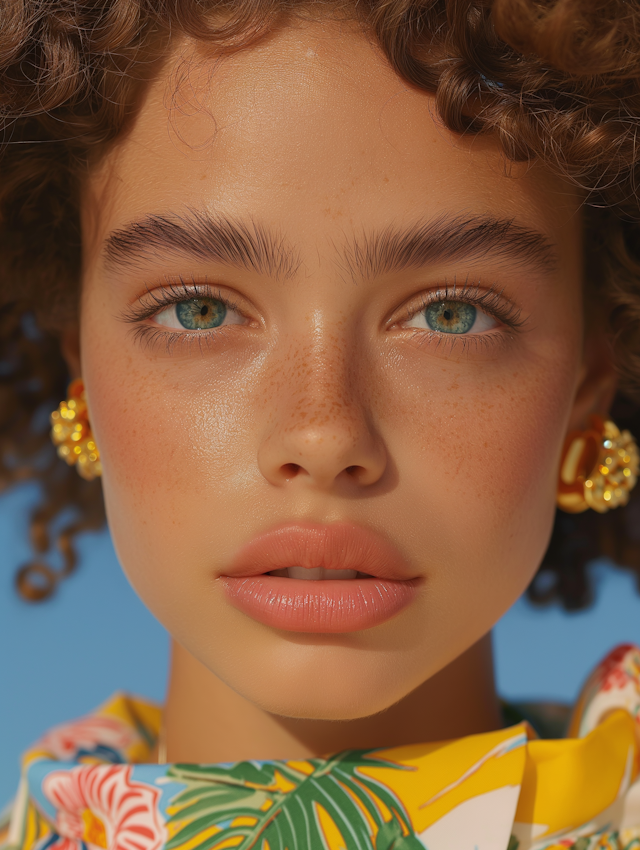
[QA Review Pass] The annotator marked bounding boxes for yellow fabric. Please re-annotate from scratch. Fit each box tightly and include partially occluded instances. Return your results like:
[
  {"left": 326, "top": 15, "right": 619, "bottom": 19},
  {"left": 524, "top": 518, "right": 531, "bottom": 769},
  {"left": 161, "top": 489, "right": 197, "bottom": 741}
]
[{"left": 4, "top": 644, "right": 640, "bottom": 850}]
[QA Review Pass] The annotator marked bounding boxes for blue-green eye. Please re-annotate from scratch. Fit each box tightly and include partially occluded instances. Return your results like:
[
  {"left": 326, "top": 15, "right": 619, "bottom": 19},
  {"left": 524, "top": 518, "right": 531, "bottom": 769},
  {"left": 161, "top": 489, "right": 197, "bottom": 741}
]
[
  {"left": 426, "top": 301, "right": 476, "bottom": 334},
  {"left": 154, "top": 296, "right": 244, "bottom": 331},
  {"left": 405, "top": 299, "right": 497, "bottom": 335},
  {"left": 176, "top": 298, "right": 226, "bottom": 329}
]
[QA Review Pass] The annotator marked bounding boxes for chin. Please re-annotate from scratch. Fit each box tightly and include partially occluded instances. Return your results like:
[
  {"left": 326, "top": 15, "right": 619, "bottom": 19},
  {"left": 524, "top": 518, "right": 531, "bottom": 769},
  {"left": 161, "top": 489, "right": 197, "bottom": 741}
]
[
  {"left": 225, "top": 651, "right": 416, "bottom": 721},
  {"left": 252, "top": 689, "right": 399, "bottom": 722}
]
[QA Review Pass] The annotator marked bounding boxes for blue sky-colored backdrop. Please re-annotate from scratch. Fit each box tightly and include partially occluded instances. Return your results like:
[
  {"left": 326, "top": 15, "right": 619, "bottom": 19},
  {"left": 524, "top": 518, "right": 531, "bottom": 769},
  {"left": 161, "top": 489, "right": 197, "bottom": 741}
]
[{"left": 2, "top": 482, "right": 640, "bottom": 808}]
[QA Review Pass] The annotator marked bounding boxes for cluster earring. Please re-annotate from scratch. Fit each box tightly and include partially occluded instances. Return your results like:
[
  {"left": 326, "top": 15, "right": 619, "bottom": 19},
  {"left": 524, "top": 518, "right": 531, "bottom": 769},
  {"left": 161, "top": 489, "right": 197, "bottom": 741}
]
[
  {"left": 557, "top": 415, "right": 639, "bottom": 513},
  {"left": 50, "top": 378, "right": 102, "bottom": 480}
]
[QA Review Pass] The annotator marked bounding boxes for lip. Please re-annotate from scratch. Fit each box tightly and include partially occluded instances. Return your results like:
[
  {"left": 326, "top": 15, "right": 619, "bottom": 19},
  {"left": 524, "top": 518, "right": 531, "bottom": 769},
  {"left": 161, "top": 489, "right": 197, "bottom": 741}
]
[{"left": 220, "top": 522, "right": 419, "bottom": 633}]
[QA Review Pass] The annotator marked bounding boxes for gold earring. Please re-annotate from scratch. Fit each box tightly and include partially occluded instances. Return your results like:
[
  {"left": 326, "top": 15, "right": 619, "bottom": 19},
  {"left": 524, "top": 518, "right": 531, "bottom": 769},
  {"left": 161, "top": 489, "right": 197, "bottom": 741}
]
[
  {"left": 557, "top": 415, "right": 639, "bottom": 513},
  {"left": 50, "top": 378, "right": 102, "bottom": 480}
]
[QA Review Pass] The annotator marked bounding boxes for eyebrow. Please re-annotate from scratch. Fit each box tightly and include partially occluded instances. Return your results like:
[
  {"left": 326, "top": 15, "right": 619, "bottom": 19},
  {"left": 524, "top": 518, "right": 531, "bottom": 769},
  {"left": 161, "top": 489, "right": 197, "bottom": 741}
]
[
  {"left": 104, "top": 209, "right": 557, "bottom": 284},
  {"left": 103, "top": 210, "right": 302, "bottom": 281},
  {"left": 340, "top": 214, "right": 558, "bottom": 281}
]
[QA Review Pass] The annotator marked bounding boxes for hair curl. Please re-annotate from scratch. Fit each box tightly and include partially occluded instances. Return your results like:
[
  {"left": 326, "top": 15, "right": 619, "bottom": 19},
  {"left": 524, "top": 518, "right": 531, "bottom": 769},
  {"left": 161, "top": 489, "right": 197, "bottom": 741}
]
[{"left": 2, "top": 0, "right": 640, "bottom": 606}]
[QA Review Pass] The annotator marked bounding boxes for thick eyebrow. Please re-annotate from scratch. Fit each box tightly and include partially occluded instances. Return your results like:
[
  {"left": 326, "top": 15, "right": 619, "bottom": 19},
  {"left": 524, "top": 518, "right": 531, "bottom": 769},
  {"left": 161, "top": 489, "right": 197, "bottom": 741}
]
[
  {"left": 103, "top": 210, "right": 301, "bottom": 281},
  {"left": 340, "top": 214, "right": 558, "bottom": 281}
]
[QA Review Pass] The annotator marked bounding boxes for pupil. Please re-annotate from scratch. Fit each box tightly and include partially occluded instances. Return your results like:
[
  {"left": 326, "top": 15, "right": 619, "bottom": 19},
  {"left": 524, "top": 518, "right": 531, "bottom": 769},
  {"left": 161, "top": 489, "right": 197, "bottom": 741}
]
[
  {"left": 200, "top": 306, "right": 208, "bottom": 316},
  {"left": 443, "top": 309, "right": 453, "bottom": 321}
]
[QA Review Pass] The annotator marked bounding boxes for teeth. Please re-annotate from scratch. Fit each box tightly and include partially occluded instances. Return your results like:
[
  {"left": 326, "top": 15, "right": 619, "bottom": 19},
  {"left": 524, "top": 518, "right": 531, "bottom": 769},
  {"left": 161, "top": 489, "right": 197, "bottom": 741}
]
[
  {"left": 330, "top": 569, "right": 359, "bottom": 580},
  {"left": 270, "top": 567, "right": 359, "bottom": 580},
  {"left": 288, "top": 566, "right": 324, "bottom": 580}
]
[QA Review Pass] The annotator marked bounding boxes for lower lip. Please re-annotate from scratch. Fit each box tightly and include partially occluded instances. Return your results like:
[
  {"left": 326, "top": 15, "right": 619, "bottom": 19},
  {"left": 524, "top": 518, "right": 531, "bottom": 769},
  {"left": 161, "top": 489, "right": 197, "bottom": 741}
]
[
  {"left": 221, "top": 522, "right": 418, "bottom": 633},
  {"left": 221, "top": 575, "right": 418, "bottom": 633}
]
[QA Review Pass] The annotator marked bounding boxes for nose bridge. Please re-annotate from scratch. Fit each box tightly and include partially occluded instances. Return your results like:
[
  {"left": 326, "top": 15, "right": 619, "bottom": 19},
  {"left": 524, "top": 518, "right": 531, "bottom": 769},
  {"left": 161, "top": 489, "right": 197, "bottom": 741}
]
[
  {"left": 258, "top": 324, "right": 386, "bottom": 489},
  {"left": 284, "top": 328, "right": 361, "bottom": 434}
]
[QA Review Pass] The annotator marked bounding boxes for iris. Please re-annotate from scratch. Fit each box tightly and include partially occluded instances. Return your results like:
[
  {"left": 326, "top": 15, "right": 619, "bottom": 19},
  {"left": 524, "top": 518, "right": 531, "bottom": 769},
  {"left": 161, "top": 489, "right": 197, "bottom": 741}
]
[
  {"left": 176, "top": 298, "right": 226, "bottom": 330},
  {"left": 425, "top": 301, "right": 476, "bottom": 334}
]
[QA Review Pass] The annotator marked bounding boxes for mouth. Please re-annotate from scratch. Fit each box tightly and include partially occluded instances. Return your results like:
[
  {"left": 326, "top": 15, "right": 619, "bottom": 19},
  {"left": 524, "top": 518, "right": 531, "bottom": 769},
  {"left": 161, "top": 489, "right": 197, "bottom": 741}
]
[
  {"left": 268, "top": 567, "right": 369, "bottom": 580},
  {"left": 220, "top": 523, "right": 419, "bottom": 633}
]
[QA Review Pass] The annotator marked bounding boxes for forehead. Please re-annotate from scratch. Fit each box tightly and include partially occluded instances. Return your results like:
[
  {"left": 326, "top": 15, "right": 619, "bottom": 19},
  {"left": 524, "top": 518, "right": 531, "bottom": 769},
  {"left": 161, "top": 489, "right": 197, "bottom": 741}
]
[{"left": 86, "top": 19, "right": 582, "bottom": 265}]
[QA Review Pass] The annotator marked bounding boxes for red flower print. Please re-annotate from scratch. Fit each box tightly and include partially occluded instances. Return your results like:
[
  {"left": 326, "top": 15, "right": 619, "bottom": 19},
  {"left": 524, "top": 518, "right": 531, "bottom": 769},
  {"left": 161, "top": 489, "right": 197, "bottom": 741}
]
[
  {"left": 573, "top": 643, "right": 640, "bottom": 737},
  {"left": 36, "top": 717, "right": 137, "bottom": 761},
  {"left": 42, "top": 764, "right": 167, "bottom": 850}
]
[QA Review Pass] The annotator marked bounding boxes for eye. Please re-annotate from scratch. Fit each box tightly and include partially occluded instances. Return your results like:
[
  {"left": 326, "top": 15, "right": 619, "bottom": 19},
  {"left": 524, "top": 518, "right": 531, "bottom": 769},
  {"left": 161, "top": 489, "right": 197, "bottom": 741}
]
[
  {"left": 154, "top": 297, "right": 245, "bottom": 331},
  {"left": 404, "top": 299, "right": 498, "bottom": 335}
]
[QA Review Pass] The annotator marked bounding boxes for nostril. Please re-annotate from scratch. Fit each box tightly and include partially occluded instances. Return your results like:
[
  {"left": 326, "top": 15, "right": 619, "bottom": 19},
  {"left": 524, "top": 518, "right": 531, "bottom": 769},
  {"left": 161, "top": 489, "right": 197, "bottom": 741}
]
[
  {"left": 345, "top": 465, "right": 361, "bottom": 476},
  {"left": 281, "top": 462, "right": 302, "bottom": 479}
]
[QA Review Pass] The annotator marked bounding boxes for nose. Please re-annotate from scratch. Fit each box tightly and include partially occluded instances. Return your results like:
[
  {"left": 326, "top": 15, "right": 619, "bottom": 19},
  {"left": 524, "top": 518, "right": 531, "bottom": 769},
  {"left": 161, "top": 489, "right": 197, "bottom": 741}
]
[{"left": 257, "top": 337, "right": 387, "bottom": 491}]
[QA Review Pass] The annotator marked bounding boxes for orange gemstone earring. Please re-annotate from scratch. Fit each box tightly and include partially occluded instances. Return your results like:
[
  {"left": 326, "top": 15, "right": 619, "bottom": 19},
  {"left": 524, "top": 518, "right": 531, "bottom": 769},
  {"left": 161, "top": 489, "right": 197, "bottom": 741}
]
[
  {"left": 50, "top": 378, "right": 102, "bottom": 481},
  {"left": 557, "top": 415, "right": 639, "bottom": 513}
]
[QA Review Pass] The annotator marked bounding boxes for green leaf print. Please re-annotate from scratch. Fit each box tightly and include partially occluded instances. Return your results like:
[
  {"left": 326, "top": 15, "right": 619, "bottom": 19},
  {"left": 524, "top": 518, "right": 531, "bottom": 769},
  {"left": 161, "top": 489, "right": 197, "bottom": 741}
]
[
  {"left": 165, "top": 751, "right": 424, "bottom": 850},
  {"left": 374, "top": 818, "right": 424, "bottom": 849}
]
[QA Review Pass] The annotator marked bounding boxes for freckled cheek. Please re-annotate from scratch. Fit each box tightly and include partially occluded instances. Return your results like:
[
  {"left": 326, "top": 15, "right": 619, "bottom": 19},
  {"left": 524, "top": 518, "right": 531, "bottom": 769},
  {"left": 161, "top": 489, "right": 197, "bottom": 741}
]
[
  {"left": 433, "top": 392, "right": 560, "bottom": 504},
  {"left": 378, "top": 353, "right": 577, "bottom": 553}
]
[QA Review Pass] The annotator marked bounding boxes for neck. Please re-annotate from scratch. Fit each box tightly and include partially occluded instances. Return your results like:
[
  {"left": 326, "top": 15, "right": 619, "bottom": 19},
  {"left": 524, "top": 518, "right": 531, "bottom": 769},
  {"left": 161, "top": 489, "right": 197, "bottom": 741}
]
[{"left": 158, "top": 634, "right": 502, "bottom": 763}]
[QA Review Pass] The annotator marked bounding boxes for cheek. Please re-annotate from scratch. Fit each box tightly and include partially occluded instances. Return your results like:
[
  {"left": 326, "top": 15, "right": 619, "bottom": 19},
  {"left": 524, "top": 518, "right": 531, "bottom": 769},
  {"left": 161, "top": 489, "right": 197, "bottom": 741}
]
[
  {"left": 82, "top": 335, "right": 269, "bottom": 610},
  {"left": 372, "top": 339, "right": 580, "bottom": 590}
]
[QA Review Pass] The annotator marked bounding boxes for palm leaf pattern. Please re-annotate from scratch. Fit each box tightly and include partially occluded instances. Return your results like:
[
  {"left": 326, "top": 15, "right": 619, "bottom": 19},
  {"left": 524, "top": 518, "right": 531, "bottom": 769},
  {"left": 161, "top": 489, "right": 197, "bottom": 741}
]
[{"left": 164, "top": 750, "right": 425, "bottom": 850}]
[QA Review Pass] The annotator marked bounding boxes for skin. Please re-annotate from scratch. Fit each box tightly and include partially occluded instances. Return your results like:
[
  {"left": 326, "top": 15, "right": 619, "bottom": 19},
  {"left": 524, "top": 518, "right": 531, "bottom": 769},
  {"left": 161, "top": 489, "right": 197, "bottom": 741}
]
[{"left": 71, "top": 18, "right": 615, "bottom": 762}]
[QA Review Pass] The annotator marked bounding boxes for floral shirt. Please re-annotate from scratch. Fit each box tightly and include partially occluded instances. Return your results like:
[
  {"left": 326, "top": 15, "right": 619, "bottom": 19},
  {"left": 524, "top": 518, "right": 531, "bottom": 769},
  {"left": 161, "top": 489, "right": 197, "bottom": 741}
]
[{"left": 3, "top": 644, "right": 640, "bottom": 850}]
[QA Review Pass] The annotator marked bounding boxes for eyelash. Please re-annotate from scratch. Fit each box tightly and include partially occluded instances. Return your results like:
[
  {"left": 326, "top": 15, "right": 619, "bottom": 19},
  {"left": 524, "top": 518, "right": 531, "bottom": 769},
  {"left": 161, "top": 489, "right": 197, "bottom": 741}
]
[
  {"left": 121, "top": 277, "right": 524, "bottom": 355},
  {"left": 120, "top": 278, "right": 246, "bottom": 354},
  {"left": 397, "top": 280, "right": 525, "bottom": 352}
]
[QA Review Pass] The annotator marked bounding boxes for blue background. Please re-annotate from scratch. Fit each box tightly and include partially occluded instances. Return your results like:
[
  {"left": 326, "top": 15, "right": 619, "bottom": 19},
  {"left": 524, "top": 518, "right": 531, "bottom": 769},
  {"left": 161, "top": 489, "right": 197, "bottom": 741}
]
[{"left": 3, "top": 483, "right": 640, "bottom": 808}]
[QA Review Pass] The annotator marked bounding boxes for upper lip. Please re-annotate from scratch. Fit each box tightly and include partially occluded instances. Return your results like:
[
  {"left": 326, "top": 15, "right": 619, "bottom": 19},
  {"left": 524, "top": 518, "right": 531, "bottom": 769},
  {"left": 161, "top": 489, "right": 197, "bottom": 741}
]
[{"left": 226, "top": 522, "right": 413, "bottom": 581}]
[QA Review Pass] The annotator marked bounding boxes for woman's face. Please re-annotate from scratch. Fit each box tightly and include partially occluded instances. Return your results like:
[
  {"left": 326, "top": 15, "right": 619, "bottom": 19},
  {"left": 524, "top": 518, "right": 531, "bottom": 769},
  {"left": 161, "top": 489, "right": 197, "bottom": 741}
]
[{"left": 81, "top": 20, "right": 588, "bottom": 719}]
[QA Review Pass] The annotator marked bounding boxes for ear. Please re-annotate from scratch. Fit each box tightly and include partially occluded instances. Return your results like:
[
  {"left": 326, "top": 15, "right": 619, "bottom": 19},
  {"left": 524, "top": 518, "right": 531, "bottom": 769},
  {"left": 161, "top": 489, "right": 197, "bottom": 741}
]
[
  {"left": 60, "top": 327, "right": 81, "bottom": 380},
  {"left": 567, "top": 330, "right": 618, "bottom": 431}
]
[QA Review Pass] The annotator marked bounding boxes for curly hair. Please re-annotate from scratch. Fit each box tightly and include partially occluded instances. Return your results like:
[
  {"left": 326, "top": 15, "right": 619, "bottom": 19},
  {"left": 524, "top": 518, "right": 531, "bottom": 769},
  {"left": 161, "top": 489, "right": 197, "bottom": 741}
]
[{"left": 2, "top": 0, "right": 640, "bottom": 606}]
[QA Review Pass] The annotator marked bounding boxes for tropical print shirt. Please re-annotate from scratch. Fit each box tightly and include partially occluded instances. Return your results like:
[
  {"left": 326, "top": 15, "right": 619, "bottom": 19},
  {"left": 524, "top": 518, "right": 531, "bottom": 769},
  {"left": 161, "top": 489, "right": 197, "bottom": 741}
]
[{"left": 3, "top": 643, "right": 640, "bottom": 850}]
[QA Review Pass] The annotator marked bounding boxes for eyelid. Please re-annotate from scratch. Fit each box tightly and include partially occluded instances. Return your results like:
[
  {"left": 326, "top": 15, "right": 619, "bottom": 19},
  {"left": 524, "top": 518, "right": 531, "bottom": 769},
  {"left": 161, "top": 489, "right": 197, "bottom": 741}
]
[
  {"left": 120, "top": 278, "right": 252, "bottom": 325},
  {"left": 120, "top": 281, "right": 255, "bottom": 355},
  {"left": 397, "top": 282, "right": 524, "bottom": 331}
]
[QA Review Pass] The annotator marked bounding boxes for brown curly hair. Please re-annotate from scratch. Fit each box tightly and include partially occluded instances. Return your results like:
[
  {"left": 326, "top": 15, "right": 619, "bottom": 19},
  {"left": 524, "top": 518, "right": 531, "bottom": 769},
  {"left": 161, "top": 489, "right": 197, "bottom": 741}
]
[{"left": 2, "top": 0, "right": 640, "bottom": 606}]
